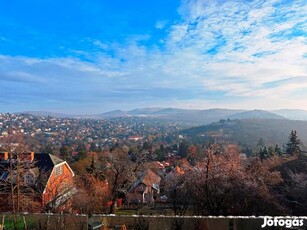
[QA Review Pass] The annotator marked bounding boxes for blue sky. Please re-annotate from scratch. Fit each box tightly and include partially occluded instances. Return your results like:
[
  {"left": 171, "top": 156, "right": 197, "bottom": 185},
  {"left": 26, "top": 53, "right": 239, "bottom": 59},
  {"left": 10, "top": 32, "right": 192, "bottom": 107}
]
[{"left": 0, "top": 0, "right": 306, "bottom": 114}]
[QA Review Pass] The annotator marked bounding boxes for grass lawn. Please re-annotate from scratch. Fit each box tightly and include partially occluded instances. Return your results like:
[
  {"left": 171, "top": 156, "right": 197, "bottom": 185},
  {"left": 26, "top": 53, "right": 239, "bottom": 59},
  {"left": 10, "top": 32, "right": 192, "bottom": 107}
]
[{"left": 2, "top": 215, "right": 36, "bottom": 230}]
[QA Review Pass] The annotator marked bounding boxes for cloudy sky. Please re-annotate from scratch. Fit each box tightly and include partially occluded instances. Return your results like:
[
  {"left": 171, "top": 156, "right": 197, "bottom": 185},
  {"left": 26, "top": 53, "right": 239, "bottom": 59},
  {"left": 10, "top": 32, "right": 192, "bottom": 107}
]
[{"left": 0, "top": 0, "right": 306, "bottom": 114}]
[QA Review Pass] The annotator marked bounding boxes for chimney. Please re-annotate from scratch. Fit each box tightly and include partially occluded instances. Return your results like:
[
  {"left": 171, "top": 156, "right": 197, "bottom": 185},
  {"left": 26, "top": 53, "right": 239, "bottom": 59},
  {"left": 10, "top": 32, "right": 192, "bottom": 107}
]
[
  {"left": 0, "top": 152, "right": 8, "bottom": 161},
  {"left": 30, "top": 152, "right": 35, "bottom": 162}
]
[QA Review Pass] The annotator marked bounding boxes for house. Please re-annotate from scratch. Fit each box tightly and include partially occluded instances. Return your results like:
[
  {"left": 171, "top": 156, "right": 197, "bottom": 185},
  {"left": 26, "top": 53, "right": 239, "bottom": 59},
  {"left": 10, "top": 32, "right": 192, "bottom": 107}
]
[
  {"left": 127, "top": 169, "right": 161, "bottom": 204},
  {"left": 144, "top": 161, "right": 166, "bottom": 177},
  {"left": 35, "top": 153, "right": 75, "bottom": 210},
  {"left": 0, "top": 152, "right": 75, "bottom": 212}
]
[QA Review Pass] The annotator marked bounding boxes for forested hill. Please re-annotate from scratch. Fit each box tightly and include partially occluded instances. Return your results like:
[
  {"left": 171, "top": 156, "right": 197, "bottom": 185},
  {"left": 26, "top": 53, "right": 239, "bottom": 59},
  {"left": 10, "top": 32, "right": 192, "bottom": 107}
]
[{"left": 181, "top": 119, "right": 307, "bottom": 147}]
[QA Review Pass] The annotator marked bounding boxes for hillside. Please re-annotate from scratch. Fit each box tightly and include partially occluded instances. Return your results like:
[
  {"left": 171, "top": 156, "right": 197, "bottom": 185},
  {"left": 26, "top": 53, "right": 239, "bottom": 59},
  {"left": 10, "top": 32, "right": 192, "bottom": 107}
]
[
  {"left": 98, "top": 108, "right": 245, "bottom": 124},
  {"left": 272, "top": 109, "right": 307, "bottom": 120},
  {"left": 228, "top": 109, "right": 286, "bottom": 120},
  {"left": 181, "top": 119, "right": 307, "bottom": 147},
  {"left": 97, "top": 108, "right": 300, "bottom": 124}
]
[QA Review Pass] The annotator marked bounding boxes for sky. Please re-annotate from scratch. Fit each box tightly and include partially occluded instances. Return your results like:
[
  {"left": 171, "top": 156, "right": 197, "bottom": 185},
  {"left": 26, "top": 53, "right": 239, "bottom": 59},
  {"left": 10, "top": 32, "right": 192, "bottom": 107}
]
[{"left": 0, "top": 0, "right": 306, "bottom": 114}]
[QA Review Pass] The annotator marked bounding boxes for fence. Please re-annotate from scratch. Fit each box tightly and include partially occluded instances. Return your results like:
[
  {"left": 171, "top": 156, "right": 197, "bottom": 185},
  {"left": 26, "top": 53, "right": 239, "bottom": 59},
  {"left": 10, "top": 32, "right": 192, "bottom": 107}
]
[{"left": 0, "top": 214, "right": 306, "bottom": 230}]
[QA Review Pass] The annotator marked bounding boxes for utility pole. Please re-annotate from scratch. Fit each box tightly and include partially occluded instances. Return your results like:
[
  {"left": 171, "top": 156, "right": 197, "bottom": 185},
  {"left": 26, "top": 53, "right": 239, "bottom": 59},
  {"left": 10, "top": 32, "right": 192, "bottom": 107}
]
[
  {"left": 9, "top": 149, "right": 16, "bottom": 213},
  {"left": 16, "top": 152, "right": 21, "bottom": 213}
]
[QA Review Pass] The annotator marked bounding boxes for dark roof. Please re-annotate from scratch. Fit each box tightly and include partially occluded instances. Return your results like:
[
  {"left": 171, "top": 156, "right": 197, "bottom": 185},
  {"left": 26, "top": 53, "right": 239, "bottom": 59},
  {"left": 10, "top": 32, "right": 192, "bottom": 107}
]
[
  {"left": 34, "top": 153, "right": 64, "bottom": 172},
  {"left": 0, "top": 153, "right": 64, "bottom": 173}
]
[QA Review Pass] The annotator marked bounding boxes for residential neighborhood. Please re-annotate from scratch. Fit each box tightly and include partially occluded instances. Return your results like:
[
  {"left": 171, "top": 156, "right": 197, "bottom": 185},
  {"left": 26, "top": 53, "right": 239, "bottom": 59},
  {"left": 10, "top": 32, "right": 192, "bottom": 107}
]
[
  {"left": 0, "top": 112, "right": 307, "bottom": 230},
  {"left": 0, "top": 113, "right": 186, "bottom": 157}
]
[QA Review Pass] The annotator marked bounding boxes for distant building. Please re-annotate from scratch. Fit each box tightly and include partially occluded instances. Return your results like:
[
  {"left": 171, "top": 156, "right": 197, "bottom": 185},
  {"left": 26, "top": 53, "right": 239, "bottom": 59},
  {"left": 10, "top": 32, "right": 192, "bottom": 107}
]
[{"left": 127, "top": 135, "right": 142, "bottom": 141}]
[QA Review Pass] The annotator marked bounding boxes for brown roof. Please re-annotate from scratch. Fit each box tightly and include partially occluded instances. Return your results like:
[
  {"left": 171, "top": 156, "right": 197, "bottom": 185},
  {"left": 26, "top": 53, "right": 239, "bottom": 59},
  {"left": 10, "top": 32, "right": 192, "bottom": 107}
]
[
  {"left": 142, "top": 169, "right": 161, "bottom": 187},
  {"left": 129, "top": 169, "right": 161, "bottom": 192},
  {"left": 174, "top": 166, "right": 184, "bottom": 175}
]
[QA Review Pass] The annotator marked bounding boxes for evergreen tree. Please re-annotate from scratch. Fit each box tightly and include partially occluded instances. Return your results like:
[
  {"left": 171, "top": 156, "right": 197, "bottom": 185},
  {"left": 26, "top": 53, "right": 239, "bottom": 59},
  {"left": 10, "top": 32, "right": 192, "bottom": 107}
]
[
  {"left": 87, "top": 155, "right": 96, "bottom": 174},
  {"left": 142, "top": 141, "right": 152, "bottom": 150},
  {"left": 258, "top": 146, "right": 268, "bottom": 160},
  {"left": 76, "top": 143, "right": 87, "bottom": 160},
  {"left": 286, "top": 130, "right": 302, "bottom": 155},
  {"left": 60, "top": 145, "right": 69, "bottom": 159},
  {"left": 178, "top": 141, "right": 189, "bottom": 158},
  {"left": 274, "top": 144, "right": 283, "bottom": 156},
  {"left": 243, "top": 146, "right": 253, "bottom": 156},
  {"left": 155, "top": 148, "right": 165, "bottom": 162},
  {"left": 90, "top": 142, "right": 97, "bottom": 152},
  {"left": 268, "top": 145, "right": 275, "bottom": 157}
]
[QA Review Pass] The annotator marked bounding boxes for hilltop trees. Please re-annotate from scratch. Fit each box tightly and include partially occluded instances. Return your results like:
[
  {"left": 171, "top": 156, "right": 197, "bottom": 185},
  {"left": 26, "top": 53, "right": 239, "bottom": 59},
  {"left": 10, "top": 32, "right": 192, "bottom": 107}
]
[
  {"left": 286, "top": 130, "right": 302, "bottom": 155},
  {"left": 258, "top": 144, "right": 283, "bottom": 160},
  {"left": 257, "top": 130, "right": 303, "bottom": 159}
]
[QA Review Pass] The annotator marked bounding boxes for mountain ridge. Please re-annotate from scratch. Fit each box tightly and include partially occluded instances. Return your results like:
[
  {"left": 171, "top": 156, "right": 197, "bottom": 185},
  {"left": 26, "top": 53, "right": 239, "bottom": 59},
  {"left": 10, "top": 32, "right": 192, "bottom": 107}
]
[
  {"left": 16, "top": 108, "right": 307, "bottom": 124},
  {"left": 228, "top": 109, "right": 287, "bottom": 120}
]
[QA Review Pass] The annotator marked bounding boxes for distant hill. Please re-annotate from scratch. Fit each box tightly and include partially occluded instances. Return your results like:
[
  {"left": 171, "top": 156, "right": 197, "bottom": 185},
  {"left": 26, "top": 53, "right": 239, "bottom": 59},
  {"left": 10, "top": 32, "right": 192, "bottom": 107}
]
[
  {"left": 272, "top": 109, "right": 307, "bottom": 120},
  {"left": 97, "top": 108, "right": 293, "bottom": 124},
  {"left": 97, "top": 108, "right": 245, "bottom": 124},
  {"left": 151, "top": 108, "right": 187, "bottom": 115},
  {"left": 129, "top": 108, "right": 164, "bottom": 115},
  {"left": 182, "top": 119, "right": 307, "bottom": 147},
  {"left": 228, "top": 109, "right": 287, "bottom": 120},
  {"left": 97, "top": 109, "right": 129, "bottom": 118},
  {"left": 20, "top": 108, "right": 307, "bottom": 124}
]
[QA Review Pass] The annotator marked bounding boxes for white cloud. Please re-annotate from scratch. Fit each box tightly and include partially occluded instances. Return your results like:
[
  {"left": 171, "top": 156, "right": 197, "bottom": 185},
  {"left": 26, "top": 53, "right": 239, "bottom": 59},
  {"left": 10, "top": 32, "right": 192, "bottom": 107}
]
[
  {"left": 155, "top": 20, "right": 168, "bottom": 29},
  {"left": 0, "top": 0, "right": 306, "bottom": 113},
  {"left": 93, "top": 40, "right": 108, "bottom": 49},
  {"left": 169, "top": 0, "right": 307, "bottom": 99}
]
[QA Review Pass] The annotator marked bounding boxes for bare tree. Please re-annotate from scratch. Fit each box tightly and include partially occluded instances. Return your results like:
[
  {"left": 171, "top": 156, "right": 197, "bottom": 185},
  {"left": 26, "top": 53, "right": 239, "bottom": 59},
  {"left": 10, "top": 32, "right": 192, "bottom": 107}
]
[
  {"left": 186, "top": 144, "right": 285, "bottom": 215},
  {"left": 0, "top": 134, "right": 41, "bottom": 230},
  {"left": 165, "top": 173, "right": 191, "bottom": 216},
  {"left": 72, "top": 174, "right": 108, "bottom": 214},
  {"left": 96, "top": 148, "right": 145, "bottom": 214},
  {"left": 0, "top": 134, "right": 34, "bottom": 213}
]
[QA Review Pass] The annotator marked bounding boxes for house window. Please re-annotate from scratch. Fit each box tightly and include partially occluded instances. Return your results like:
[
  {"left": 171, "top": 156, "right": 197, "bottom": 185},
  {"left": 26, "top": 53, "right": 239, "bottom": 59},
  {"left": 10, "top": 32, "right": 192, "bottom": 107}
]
[
  {"left": 54, "top": 165, "right": 63, "bottom": 177},
  {"left": 24, "top": 173, "right": 35, "bottom": 186}
]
